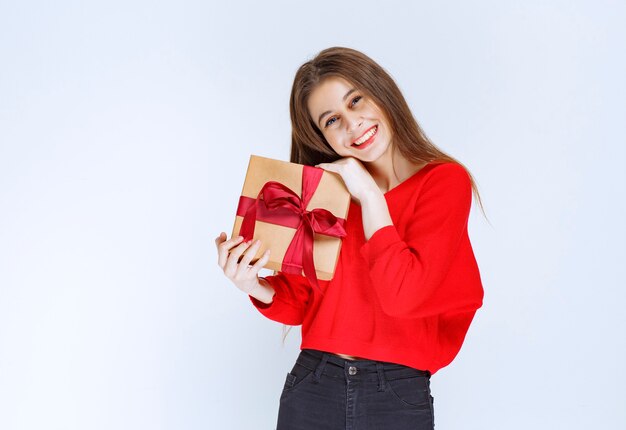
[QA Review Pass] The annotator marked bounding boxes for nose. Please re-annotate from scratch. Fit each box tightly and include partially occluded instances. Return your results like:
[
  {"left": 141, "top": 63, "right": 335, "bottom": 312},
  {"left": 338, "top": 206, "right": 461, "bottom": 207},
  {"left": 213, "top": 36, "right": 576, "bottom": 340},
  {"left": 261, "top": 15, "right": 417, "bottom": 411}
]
[{"left": 345, "top": 112, "right": 363, "bottom": 134}]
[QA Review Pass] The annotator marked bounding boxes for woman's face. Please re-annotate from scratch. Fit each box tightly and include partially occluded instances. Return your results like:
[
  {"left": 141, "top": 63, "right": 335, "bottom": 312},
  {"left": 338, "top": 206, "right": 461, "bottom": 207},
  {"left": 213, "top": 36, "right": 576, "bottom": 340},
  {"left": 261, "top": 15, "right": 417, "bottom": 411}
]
[{"left": 307, "top": 77, "right": 393, "bottom": 164}]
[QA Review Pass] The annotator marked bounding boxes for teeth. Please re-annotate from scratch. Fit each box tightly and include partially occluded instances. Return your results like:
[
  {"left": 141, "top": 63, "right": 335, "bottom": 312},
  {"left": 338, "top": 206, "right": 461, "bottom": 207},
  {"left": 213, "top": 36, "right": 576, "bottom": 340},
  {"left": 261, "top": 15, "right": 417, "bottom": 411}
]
[{"left": 354, "top": 126, "right": 377, "bottom": 145}]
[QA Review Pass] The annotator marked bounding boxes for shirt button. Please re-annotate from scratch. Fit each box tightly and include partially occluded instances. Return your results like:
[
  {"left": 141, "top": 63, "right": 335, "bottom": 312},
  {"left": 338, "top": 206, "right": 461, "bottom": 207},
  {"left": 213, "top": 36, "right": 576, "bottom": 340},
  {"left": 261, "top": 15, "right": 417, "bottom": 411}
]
[{"left": 348, "top": 366, "right": 357, "bottom": 376}]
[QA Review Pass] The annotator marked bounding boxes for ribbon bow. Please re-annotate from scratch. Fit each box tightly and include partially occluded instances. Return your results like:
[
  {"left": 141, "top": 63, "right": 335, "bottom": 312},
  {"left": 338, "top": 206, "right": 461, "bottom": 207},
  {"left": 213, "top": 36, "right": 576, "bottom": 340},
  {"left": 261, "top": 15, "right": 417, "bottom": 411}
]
[{"left": 238, "top": 165, "right": 347, "bottom": 292}]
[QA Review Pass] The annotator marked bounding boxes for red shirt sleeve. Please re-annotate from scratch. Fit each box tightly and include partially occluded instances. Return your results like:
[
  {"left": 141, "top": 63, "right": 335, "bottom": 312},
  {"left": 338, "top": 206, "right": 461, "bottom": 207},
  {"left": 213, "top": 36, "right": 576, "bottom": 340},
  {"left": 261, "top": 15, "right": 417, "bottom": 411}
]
[
  {"left": 249, "top": 271, "right": 313, "bottom": 325},
  {"left": 359, "top": 163, "right": 482, "bottom": 318}
]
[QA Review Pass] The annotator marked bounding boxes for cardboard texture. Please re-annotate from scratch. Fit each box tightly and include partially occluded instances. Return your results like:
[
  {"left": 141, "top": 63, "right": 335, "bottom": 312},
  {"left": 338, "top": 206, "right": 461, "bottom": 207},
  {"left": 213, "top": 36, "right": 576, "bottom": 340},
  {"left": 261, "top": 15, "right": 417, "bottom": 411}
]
[{"left": 232, "top": 155, "right": 350, "bottom": 281}]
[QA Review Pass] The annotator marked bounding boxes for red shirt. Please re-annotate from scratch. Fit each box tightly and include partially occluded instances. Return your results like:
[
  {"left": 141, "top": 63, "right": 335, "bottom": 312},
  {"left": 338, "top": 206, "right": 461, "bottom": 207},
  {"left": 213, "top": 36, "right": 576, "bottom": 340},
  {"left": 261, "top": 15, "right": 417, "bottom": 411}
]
[{"left": 249, "top": 161, "right": 484, "bottom": 375}]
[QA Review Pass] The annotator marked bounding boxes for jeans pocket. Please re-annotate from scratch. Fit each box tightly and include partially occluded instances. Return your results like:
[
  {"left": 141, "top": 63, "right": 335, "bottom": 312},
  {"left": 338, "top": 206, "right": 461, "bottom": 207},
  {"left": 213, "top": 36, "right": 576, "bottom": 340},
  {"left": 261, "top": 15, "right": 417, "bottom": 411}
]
[
  {"left": 282, "top": 363, "right": 314, "bottom": 394},
  {"left": 386, "top": 375, "right": 431, "bottom": 408},
  {"left": 282, "top": 373, "right": 297, "bottom": 391}
]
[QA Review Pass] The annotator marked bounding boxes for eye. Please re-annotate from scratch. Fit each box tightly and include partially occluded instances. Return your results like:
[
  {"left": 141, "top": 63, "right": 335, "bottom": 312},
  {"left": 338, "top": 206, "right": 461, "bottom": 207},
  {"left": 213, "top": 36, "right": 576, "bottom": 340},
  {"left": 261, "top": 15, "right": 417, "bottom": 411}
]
[
  {"left": 350, "top": 95, "right": 362, "bottom": 107},
  {"left": 324, "top": 116, "right": 338, "bottom": 128}
]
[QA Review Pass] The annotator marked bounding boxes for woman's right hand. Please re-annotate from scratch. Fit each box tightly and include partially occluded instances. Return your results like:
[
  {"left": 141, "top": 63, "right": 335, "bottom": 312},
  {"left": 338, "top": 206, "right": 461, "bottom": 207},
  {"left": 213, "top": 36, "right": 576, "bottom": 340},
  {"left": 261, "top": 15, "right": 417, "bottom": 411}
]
[{"left": 214, "top": 232, "right": 273, "bottom": 300}]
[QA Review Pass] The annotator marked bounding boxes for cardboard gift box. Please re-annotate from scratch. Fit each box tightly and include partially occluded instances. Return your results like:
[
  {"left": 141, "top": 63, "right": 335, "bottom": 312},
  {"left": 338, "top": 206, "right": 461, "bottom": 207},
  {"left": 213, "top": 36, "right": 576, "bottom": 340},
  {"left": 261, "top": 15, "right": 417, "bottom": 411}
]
[{"left": 232, "top": 155, "right": 351, "bottom": 289}]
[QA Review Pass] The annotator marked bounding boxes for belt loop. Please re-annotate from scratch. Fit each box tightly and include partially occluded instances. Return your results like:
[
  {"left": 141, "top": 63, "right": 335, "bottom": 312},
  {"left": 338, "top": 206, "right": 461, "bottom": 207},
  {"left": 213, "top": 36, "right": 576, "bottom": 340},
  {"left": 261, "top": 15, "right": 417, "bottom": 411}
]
[
  {"left": 376, "top": 362, "right": 386, "bottom": 392},
  {"left": 313, "top": 353, "right": 329, "bottom": 383}
]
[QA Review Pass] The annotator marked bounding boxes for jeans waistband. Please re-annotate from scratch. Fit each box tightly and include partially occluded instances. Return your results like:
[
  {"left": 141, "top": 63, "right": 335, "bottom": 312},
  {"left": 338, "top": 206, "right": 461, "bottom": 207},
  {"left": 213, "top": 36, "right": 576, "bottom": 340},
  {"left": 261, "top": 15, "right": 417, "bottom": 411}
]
[{"left": 296, "top": 349, "right": 431, "bottom": 381}]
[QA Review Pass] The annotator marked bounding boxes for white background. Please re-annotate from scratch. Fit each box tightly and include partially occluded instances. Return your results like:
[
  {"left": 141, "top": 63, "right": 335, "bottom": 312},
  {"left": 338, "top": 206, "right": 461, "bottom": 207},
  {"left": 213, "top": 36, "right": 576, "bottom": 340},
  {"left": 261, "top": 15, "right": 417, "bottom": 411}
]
[{"left": 1, "top": 1, "right": 624, "bottom": 429}]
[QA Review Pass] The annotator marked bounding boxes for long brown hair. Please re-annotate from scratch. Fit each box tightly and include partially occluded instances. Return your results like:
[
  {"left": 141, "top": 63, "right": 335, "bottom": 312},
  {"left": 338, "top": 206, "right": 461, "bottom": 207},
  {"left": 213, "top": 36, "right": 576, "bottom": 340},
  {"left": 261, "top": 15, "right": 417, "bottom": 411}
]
[{"left": 289, "top": 46, "right": 487, "bottom": 218}]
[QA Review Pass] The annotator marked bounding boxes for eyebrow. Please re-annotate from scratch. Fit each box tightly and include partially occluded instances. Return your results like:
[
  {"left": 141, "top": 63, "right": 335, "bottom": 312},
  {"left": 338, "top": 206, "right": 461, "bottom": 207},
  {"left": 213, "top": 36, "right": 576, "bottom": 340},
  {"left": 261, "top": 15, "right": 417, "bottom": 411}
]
[{"left": 317, "top": 88, "right": 357, "bottom": 127}]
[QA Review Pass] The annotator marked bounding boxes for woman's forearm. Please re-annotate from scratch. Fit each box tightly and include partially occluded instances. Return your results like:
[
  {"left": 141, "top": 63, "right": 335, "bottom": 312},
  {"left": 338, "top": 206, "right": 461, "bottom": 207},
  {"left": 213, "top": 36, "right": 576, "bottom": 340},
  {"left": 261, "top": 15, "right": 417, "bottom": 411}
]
[{"left": 360, "top": 191, "right": 393, "bottom": 240}]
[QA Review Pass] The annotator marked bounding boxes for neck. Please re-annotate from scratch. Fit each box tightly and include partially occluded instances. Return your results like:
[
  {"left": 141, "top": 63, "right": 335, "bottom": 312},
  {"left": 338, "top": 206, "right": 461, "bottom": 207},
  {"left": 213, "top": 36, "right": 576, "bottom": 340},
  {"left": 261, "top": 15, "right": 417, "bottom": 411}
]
[{"left": 364, "top": 145, "right": 426, "bottom": 194}]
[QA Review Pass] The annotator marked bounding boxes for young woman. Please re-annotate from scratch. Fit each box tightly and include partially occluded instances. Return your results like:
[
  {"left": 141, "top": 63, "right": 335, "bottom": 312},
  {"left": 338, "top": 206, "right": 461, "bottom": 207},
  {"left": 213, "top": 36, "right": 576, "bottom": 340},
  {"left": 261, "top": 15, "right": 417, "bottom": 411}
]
[{"left": 215, "top": 47, "right": 485, "bottom": 430}]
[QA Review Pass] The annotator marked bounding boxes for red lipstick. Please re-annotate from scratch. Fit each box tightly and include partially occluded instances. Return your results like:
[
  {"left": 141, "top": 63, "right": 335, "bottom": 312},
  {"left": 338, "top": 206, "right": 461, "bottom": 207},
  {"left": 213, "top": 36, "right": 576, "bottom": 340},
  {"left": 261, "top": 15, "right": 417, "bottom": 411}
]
[{"left": 351, "top": 125, "right": 377, "bottom": 150}]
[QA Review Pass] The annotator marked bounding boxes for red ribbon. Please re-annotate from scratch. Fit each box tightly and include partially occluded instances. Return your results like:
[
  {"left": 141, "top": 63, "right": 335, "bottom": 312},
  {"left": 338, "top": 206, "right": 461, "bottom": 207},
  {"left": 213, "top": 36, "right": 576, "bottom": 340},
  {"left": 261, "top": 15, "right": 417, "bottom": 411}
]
[{"left": 237, "top": 165, "right": 347, "bottom": 292}]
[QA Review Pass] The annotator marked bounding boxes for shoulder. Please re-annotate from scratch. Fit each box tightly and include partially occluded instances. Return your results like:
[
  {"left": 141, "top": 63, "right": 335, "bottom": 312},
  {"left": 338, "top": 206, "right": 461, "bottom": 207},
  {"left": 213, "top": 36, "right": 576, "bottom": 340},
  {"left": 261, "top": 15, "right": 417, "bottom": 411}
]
[
  {"left": 422, "top": 162, "right": 470, "bottom": 183},
  {"left": 387, "top": 161, "right": 471, "bottom": 208},
  {"left": 418, "top": 162, "right": 472, "bottom": 205}
]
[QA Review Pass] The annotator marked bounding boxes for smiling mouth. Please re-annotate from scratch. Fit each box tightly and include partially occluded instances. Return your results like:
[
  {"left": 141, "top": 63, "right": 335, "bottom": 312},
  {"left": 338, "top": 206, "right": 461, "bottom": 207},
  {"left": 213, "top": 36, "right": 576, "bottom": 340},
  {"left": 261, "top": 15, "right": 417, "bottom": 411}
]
[{"left": 352, "top": 125, "right": 378, "bottom": 147}]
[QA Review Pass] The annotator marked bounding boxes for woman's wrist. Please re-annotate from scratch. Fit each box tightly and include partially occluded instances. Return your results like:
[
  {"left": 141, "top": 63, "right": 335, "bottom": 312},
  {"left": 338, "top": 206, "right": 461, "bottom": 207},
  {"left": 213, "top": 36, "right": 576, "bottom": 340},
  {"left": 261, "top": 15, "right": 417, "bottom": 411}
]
[{"left": 249, "top": 277, "right": 275, "bottom": 304}]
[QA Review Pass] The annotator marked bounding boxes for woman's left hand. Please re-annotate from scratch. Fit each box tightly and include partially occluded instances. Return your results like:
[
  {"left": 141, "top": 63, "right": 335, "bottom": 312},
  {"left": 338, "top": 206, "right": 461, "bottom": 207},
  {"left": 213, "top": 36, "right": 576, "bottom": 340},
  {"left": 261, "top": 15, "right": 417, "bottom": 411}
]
[{"left": 316, "top": 157, "right": 381, "bottom": 204}]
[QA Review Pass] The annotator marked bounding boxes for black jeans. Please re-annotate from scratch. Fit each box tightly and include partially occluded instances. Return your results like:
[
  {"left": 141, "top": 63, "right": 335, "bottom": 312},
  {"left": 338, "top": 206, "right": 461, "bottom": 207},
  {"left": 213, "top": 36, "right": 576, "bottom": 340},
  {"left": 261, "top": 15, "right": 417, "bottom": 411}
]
[{"left": 277, "top": 349, "right": 435, "bottom": 430}]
